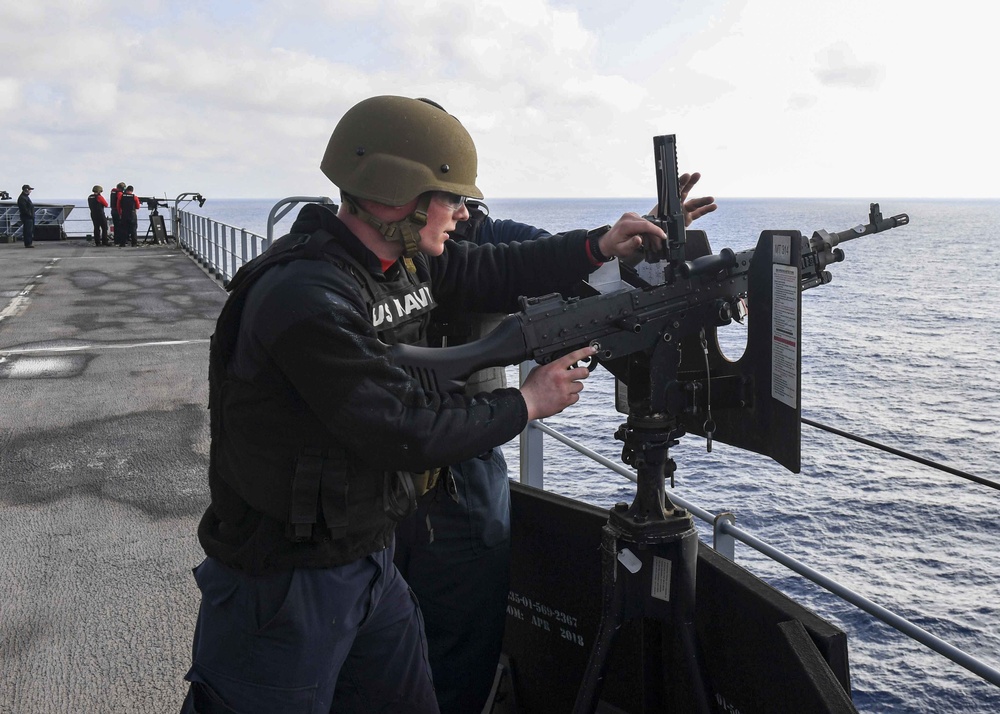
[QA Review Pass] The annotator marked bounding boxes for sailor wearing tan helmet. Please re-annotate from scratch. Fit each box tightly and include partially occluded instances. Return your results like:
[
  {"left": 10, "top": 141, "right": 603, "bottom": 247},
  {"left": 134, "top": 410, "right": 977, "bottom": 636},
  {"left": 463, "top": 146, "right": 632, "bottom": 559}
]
[{"left": 182, "top": 95, "right": 665, "bottom": 713}]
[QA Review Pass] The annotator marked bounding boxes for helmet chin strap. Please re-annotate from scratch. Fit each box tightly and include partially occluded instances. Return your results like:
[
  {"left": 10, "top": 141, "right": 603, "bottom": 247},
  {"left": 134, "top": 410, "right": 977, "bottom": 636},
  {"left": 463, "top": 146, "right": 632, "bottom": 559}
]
[{"left": 342, "top": 194, "right": 431, "bottom": 259}]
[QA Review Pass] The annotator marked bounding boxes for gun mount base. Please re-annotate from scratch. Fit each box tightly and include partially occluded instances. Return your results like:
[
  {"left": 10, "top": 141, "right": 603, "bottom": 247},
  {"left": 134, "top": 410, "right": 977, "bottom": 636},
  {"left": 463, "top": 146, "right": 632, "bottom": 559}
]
[{"left": 572, "top": 417, "right": 712, "bottom": 714}]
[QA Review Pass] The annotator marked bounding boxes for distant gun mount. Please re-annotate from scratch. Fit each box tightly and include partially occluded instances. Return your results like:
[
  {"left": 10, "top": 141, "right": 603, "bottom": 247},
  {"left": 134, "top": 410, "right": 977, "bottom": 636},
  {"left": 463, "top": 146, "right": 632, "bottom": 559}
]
[
  {"left": 176, "top": 192, "right": 207, "bottom": 209},
  {"left": 138, "top": 196, "right": 171, "bottom": 244},
  {"left": 138, "top": 196, "right": 170, "bottom": 214},
  {"left": 167, "top": 193, "right": 207, "bottom": 248},
  {"left": 0, "top": 191, "right": 10, "bottom": 201}
]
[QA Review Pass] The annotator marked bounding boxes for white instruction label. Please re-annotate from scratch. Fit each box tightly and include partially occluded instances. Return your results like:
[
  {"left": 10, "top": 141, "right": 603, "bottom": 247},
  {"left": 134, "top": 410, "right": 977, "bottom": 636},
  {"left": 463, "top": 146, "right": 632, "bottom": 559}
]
[
  {"left": 651, "top": 557, "right": 672, "bottom": 602},
  {"left": 771, "top": 263, "right": 798, "bottom": 408}
]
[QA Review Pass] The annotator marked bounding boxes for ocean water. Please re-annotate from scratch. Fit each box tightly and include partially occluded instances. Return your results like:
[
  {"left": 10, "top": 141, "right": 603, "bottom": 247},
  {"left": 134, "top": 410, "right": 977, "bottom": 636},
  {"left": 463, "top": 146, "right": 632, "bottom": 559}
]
[{"left": 180, "top": 196, "right": 1000, "bottom": 712}]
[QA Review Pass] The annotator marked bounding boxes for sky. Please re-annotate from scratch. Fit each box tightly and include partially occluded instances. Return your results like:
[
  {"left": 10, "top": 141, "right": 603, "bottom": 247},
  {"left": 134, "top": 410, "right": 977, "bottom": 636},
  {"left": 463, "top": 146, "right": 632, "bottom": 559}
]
[{"left": 1, "top": 0, "right": 997, "bottom": 201}]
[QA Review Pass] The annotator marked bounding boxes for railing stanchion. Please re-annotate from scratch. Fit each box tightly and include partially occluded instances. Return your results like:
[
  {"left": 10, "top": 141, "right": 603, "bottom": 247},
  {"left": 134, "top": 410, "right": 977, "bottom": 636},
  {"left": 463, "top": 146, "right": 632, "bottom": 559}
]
[
  {"left": 518, "top": 361, "right": 545, "bottom": 489},
  {"left": 713, "top": 512, "right": 737, "bottom": 561}
]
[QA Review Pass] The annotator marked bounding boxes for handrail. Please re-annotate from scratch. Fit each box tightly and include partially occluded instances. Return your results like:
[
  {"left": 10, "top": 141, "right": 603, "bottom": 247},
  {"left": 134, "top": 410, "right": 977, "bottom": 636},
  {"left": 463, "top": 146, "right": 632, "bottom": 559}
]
[
  {"left": 1, "top": 202, "right": 173, "bottom": 241},
  {"left": 522, "top": 417, "right": 1000, "bottom": 690},
  {"left": 802, "top": 417, "right": 1000, "bottom": 490},
  {"left": 174, "top": 197, "right": 335, "bottom": 284},
  {"left": 720, "top": 516, "right": 1000, "bottom": 687},
  {"left": 265, "top": 196, "right": 335, "bottom": 246},
  {"left": 175, "top": 209, "right": 267, "bottom": 285}
]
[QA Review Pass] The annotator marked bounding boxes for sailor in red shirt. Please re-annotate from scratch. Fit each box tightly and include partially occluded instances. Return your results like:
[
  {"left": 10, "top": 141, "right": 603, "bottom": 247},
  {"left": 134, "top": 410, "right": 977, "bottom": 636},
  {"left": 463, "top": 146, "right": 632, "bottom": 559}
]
[{"left": 116, "top": 185, "right": 141, "bottom": 247}]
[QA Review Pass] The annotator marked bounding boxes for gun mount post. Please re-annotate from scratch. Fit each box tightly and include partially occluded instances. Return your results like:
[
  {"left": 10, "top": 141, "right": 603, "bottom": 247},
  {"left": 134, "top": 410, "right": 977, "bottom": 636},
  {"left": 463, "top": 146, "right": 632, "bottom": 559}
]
[{"left": 572, "top": 347, "right": 712, "bottom": 714}]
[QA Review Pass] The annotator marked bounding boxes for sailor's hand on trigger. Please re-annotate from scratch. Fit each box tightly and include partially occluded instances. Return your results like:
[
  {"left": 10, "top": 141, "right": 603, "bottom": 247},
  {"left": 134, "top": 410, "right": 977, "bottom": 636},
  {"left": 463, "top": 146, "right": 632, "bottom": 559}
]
[
  {"left": 520, "top": 346, "right": 597, "bottom": 422},
  {"left": 597, "top": 213, "right": 667, "bottom": 261}
]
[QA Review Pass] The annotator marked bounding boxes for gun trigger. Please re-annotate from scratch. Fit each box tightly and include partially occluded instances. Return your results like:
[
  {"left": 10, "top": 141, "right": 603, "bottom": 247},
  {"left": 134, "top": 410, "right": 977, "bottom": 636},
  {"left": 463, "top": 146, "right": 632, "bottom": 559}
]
[{"left": 567, "top": 355, "right": 597, "bottom": 372}]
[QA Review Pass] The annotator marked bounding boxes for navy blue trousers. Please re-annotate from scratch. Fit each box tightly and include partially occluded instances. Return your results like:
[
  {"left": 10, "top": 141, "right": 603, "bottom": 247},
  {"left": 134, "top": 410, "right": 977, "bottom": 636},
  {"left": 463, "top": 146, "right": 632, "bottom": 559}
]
[
  {"left": 182, "top": 542, "right": 438, "bottom": 713},
  {"left": 394, "top": 449, "right": 511, "bottom": 714},
  {"left": 120, "top": 214, "right": 138, "bottom": 246},
  {"left": 21, "top": 218, "right": 33, "bottom": 247},
  {"left": 91, "top": 214, "right": 109, "bottom": 245}
]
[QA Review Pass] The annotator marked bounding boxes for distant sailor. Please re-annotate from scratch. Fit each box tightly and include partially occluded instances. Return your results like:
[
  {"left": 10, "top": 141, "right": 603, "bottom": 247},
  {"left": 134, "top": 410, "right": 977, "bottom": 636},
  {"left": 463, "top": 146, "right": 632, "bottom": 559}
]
[
  {"left": 17, "top": 184, "right": 34, "bottom": 248},
  {"left": 88, "top": 185, "right": 110, "bottom": 247},
  {"left": 116, "top": 185, "right": 140, "bottom": 247},
  {"left": 396, "top": 170, "right": 716, "bottom": 714},
  {"left": 110, "top": 182, "right": 126, "bottom": 245}
]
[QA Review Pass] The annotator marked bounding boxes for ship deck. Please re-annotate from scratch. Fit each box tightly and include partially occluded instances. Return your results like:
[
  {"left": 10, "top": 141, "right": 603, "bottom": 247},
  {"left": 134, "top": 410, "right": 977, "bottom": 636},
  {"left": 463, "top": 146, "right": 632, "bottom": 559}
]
[{"left": 0, "top": 239, "right": 224, "bottom": 712}]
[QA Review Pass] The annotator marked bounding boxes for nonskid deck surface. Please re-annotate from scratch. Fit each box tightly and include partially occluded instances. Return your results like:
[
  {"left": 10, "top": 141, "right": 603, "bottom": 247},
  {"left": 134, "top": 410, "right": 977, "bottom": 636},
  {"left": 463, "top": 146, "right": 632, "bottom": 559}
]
[{"left": 0, "top": 239, "right": 226, "bottom": 712}]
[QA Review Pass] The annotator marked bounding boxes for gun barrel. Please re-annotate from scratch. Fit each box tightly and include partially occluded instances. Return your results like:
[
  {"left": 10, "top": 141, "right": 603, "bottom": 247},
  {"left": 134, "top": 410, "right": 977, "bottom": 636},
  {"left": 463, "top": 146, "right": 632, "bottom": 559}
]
[{"left": 830, "top": 204, "right": 909, "bottom": 245}]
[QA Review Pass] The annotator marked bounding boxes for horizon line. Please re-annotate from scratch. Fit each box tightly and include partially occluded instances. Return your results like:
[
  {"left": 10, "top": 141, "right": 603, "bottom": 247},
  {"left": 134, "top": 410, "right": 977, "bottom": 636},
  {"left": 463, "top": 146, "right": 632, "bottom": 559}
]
[{"left": 8, "top": 195, "right": 998, "bottom": 203}]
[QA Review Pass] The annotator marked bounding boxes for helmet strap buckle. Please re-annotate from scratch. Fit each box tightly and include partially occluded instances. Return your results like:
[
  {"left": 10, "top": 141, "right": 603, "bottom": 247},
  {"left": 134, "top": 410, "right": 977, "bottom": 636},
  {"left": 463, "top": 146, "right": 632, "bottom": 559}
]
[{"left": 343, "top": 192, "right": 430, "bottom": 259}]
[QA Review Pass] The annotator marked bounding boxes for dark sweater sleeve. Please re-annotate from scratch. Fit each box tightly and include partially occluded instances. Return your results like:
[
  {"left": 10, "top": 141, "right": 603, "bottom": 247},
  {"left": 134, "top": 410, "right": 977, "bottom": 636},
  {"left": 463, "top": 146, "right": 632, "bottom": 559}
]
[
  {"left": 251, "top": 264, "right": 528, "bottom": 472},
  {"left": 476, "top": 217, "right": 550, "bottom": 246},
  {"left": 431, "top": 228, "right": 595, "bottom": 315}
]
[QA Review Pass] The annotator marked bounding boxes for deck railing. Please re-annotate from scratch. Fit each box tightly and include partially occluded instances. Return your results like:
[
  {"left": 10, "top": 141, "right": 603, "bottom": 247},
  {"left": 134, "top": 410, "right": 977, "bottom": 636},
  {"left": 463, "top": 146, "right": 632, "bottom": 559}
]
[
  {"left": 2, "top": 202, "right": 172, "bottom": 243},
  {"left": 176, "top": 210, "right": 269, "bottom": 285},
  {"left": 520, "top": 402, "right": 1000, "bottom": 689},
  {"left": 175, "top": 197, "right": 334, "bottom": 285},
  {"left": 177, "top": 203, "right": 1000, "bottom": 694}
]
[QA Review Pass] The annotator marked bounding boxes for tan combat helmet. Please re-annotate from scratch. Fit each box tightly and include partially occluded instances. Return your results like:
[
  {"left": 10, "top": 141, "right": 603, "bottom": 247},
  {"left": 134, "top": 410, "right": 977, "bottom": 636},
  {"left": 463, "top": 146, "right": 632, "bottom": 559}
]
[{"left": 320, "top": 95, "right": 483, "bottom": 257}]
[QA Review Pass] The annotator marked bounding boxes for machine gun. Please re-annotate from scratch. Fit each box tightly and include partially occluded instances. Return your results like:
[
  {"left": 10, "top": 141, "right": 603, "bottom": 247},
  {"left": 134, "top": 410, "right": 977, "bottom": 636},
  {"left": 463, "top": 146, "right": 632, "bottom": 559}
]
[
  {"left": 138, "top": 196, "right": 169, "bottom": 213},
  {"left": 393, "top": 135, "right": 908, "bottom": 712},
  {"left": 391, "top": 143, "right": 907, "bottom": 473},
  {"left": 138, "top": 196, "right": 171, "bottom": 244}
]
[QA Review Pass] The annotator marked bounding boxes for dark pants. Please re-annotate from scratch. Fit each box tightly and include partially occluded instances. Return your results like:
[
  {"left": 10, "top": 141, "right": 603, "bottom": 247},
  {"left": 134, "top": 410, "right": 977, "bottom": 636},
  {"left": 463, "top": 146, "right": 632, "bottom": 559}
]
[
  {"left": 21, "top": 218, "right": 34, "bottom": 247},
  {"left": 395, "top": 449, "right": 512, "bottom": 714},
  {"left": 182, "top": 543, "right": 438, "bottom": 714},
  {"left": 91, "top": 214, "right": 109, "bottom": 245},
  {"left": 120, "top": 213, "right": 138, "bottom": 246},
  {"left": 112, "top": 214, "right": 121, "bottom": 244}
]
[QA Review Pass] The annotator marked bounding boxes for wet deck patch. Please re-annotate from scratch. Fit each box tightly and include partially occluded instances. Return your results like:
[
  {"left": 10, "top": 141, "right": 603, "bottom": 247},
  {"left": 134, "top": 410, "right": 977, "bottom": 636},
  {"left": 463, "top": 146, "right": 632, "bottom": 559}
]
[{"left": 0, "top": 354, "right": 91, "bottom": 379}]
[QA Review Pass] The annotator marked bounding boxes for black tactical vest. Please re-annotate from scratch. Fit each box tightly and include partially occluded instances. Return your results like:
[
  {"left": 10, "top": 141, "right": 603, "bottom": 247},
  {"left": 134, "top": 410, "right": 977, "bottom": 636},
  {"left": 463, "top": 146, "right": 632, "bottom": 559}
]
[
  {"left": 119, "top": 193, "right": 137, "bottom": 218},
  {"left": 199, "top": 229, "right": 437, "bottom": 573}
]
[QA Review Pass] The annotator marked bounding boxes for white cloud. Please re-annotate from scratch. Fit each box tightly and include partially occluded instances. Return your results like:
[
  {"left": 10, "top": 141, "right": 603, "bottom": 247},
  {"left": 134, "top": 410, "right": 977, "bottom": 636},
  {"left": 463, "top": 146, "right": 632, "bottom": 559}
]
[
  {"left": 0, "top": 0, "right": 997, "bottom": 200},
  {"left": 0, "top": 78, "right": 21, "bottom": 114},
  {"left": 813, "top": 43, "right": 884, "bottom": 89}
]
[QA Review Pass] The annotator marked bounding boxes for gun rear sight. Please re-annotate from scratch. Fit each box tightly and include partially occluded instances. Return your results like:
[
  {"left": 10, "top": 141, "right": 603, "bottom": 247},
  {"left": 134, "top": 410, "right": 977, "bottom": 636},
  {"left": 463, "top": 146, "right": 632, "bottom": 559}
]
[{"left": 641, "top": 135, "right": 687, "bottom": 269}]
